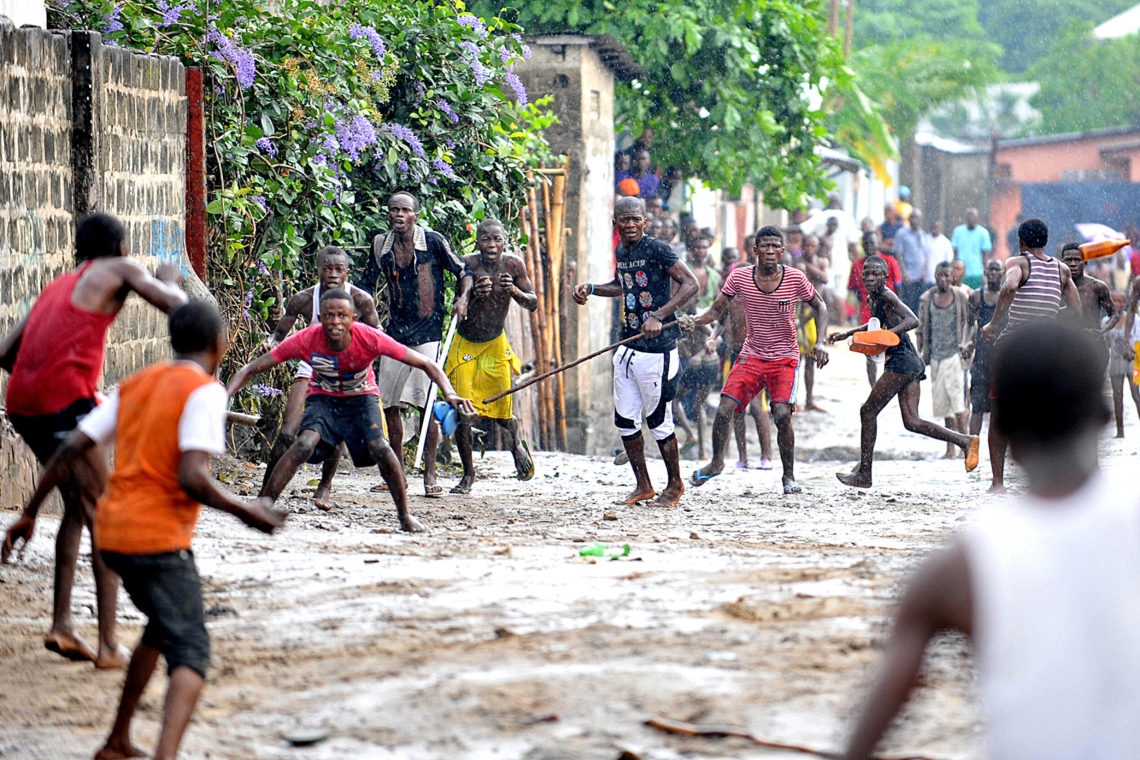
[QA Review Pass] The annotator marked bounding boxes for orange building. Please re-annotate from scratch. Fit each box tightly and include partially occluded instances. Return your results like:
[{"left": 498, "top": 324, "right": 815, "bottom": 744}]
[{"left": 991, "top": 126, "right": 1140, "bottom": 258}]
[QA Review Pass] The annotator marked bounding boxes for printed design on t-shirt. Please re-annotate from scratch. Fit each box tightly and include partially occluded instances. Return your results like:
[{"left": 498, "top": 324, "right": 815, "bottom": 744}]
[
  {"left": 627, "top": 313, "right": 640, "bottom": 330},
  {"left": 638, "top": 291, "right": 653, "bottom": 308},
  {"left": 625, "top": 293, "right": 637, "bottom": 311},
  {"left": 417, "top": 263, "right": 434, "bottom": 318},
  {"left": 635, "top": 270, "right": 649, "bottom": 288},
  {"left": 622, "top": 272, "right": 634, "bottom": 290},
  {"left": 642, "top": 311, "right": 653, "bottom": 324},
  {"left": 778, "top": 299, "right": 792, "bottom": 311},
  {"left": 308, "top": 353, "right": 371, "bottom": 394}
]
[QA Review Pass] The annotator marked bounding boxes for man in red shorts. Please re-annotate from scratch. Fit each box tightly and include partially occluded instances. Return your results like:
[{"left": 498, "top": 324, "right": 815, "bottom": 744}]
[
  {"left": 1, "top": 213, "right": 187, "bottom": 668},
  {"left": 686, "top": 226, "right": 829, "bottom": 494}
]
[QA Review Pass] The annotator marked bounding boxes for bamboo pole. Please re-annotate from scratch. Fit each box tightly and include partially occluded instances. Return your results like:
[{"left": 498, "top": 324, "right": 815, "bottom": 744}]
[
  {"left": 527, "top": 173, "right": 553, "bottom": 449},
  {"left": 844, "top": 0, "right": 856, "bottom": 59},
  {"left": 521, "top": 204, "right": 548, "bottom": 449},
  {"left": 541, "top": 171, "right": 564, "bottom": 450},
  {"left": 549, "top": 165, "right": 569, "bottom": 449}
]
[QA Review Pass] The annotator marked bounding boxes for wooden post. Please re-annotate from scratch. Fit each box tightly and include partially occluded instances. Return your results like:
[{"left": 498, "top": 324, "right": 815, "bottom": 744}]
[
  {"left": 522, "top": 198, "right": 550, "bottom": 450},
  {"left": 527, "top": 176, "right": 553, "bottom": 449},
  {"left": 184, "top": 67, "right": 208, "bottom": 281},
  {"left": 844, "top": 0, "right": 856, "bottom": 59},
  {"left": 828, "top": 0, "right": 839, "bottom": 36}
]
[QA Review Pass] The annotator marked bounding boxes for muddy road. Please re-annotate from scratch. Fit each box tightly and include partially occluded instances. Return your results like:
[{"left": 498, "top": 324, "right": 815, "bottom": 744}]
[{"left": 3, "top": 346, "right": 1137, "bottom": 759}]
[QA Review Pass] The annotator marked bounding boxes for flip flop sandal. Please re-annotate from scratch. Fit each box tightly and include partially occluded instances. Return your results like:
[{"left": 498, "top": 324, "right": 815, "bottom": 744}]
[
  {"left": 424, "top": 484, "right": 444, "bottom": 498},
  {"left": 370, "top": 483, "right": 390, "bottom": 492},
  {"left": 450, "top": 483, "right": 472, "bottom": 495},
  {"left": 690, "top": 468, "right": 720, "bottom": 487},
  {"left": 680, "top": 439, "right": 698, "bottom": 456},
  {"left": 782, "top": 483, "right": 803, "bottom": 495},
  {"left": 515, "top": 440, "right": 535, "bottom": 481}
]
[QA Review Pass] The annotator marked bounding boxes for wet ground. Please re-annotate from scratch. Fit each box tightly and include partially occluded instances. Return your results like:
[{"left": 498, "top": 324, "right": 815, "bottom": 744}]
[{"left": 3, "top": 344, "right": 1139, "bottom": 759}]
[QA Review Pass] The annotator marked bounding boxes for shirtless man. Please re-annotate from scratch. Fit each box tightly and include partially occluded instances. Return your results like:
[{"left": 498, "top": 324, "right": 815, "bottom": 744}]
[
  {"left": 446, "top": 219, "right": 538, "bottom": 493},
  {"left": 263, "top": 247, "right": 380, "bottom": 509},
  {"left": 0, "top": 212, "right": 187, "bottom": 668},
  {"left": 1060, "top": 241, "right": 1118, "bottom": 340}
]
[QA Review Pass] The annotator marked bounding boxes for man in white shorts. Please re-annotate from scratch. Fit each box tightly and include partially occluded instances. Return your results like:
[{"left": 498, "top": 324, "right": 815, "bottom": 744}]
[
  {"left": 357, "top": 192, "right": 472, "bottom": 496},
  {"left": 265, "top": 246, "right": 379, "bottom": 508},
  {"left": 917, "top": 261, "right": 970, "bottom": 459},
  {"left": 573, "top": 197, "right": 699, "bottom": 509}
]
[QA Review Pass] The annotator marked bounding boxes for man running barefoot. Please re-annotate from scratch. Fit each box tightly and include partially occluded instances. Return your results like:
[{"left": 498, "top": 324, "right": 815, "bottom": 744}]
[
  {"left": 916, "top": 262, "right": 971, "bottom": 459},
  {"left": 13, "top": 302, "right": 282, "bottom": 760},
  {"left": 573, "top": 196, "right": 699, "bottom": 509},
  {"left": 446, "top": 219, "right": 538, "bottom": 494},
  {"left": 0, "top": 213, "right": 187, "bottom": 669},
  {"left": 263, "top": 247, "right": 380, "bottom": 510},
  {"left": 828, "top": 256, "right": 980, "bottom": 488},
  {"left": 228, "top": 289, "right": 475, "bottom": 532},
  {"left": 845, "top": 323, "right": 1140, "bottom": 760},
  {"left": 688, "top": 226, "right": 829, "bottom": 494},
  {"left": 356, "top": 192, "right": 472, "bottom": 497},
  {"left": 980, "top": 218, "right": 1080, "bottom": 493}
]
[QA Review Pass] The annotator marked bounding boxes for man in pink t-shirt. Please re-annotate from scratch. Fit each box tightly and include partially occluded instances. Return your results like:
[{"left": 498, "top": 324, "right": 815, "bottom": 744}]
[
  {"left": 229, "top": 288, "right": 474, "bottom": 532},
  {"left": 685, "top": 226, "right": 830, "bottom": 494}
]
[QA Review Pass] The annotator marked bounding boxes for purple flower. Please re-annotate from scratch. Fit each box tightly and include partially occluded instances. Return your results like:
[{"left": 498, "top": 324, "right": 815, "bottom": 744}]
[
  {"left": 512, "top": 34, "right": 532, "bottom": 59},
  {"left": 504, "top": 71, "right": 528, "bottom": 106},
  {"left": 243, "top": 289, "right": 254, "bottom": 306},
  {"left": 387, "top": 123, "right": 425, "bottom": 157},
  {"left": 250, "top": 383, "right": 283, "bottom": 398},
  {"left": 459, "top": 41, "right": 490, "bottom": 87},
  {"left": 349, "top": 23, "right": 386, "bottom": 59},
  {"left": 103, "top": 5, "right": 123, "bottom": 34},
  {"left": 255, "top": 137, "right": 276, "bottom": 157},
  {"left": 207, "top": 26, "right": 256, "bottom": 90},
  {"left": 251, "top": 195, "right": 267, "bottom": 212},
  {"left": 414, "top": 82, "right": 426, "bottom": 103},
  {"left": 499, "top": 46, "right": 512, "bottom": 64},
  {"left": 437, "top": 99, "right": 460, "bottom": 125},
  {"left": 432, "top": 158, "right": 458, "bottom": 181},
  {"left": 334, "top": 113, "right": 378, "bottom": 161},
  {"left": 457, "top": 14, "right": 486, "bottom": 36},
  {"left": 444, "top": 139, "right": 456, "bottom": 150},
  {"left": 257, "top": 259, "right": 270, "bottom": 275},
  {"left": 157, "top": 0, "right": 184, "bottom": 27},
  {"left": 397, "top": 159, "right": 409, "bottom": 174}
]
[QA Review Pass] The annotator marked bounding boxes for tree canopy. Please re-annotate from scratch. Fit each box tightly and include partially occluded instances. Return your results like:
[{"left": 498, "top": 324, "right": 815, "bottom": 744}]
[
  {"left": 978, "top": 0, "right": 1136, "bottom": 75},
  {"left": 474, "top": 0, "right": 851, "bottom": 210}
]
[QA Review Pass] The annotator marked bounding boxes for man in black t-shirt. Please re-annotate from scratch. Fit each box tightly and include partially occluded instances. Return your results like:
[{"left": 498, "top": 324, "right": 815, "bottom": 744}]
[
  {"left": 357, "top": 192, "right": 473, "bottom": 496},
  {"left": 573, "top": 197, "right": 699, "bottom": 509}
]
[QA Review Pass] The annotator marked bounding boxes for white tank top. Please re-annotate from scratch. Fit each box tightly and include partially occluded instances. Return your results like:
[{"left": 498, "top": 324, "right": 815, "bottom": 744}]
[
  {"left": 310, "top": 281, "right": 352, "bottom": 323},
  {"left": 963, "top": 473, "right": 1140, "bottom": 760}
]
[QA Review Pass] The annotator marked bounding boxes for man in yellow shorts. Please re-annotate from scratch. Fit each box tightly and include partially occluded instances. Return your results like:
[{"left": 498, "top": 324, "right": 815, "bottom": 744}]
[{"left": 446, "top": 219, "right": 538, "bottom": 493}]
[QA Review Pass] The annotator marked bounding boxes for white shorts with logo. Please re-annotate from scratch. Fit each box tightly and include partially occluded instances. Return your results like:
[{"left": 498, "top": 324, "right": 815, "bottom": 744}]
[
  {"left": 930, "top": 355, "right": 966, "bottom": 418},
  {"left": 377, "top": 342, "right": 439, "bottom": 410},
  {"left": 613, "top": 345, "right": 680, "bottom": 441}
]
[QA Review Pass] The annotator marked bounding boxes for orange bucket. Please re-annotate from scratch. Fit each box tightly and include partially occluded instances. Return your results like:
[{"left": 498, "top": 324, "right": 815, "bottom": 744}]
[{"left": 850, "top": 329, "right": 900, "bottom": 356}]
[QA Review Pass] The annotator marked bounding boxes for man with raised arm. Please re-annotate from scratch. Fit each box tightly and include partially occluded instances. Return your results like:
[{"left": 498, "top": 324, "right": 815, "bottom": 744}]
[
  {"left": 356, "top": 192, "right": 472, "bottom": 497},
  {"left": 688, "top": 226, "right": 830, "bottom": 495},
  {"left": 228, "top": 288, "right": 475, "bottom": 533},
  {"left": 573, "top": 196, "right": 699, "bottom": 509},
  {"left": 262, "top": 246, "right": 380, "bottom": 509},
  {"left": 446, "top": 219, "right": 538, "bottom": 494},
  {"left": 1, "top": 212, "right": 187, "bottom": 669}
]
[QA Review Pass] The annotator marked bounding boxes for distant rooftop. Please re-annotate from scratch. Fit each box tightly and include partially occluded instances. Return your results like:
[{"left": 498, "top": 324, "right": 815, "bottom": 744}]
[
  {"left": 1093, "top": 3, "right": 1140, "bottom": 39},
  {"left": 997, "top": 124, "right": 1140, "bottom": 150},
  {"left": 525, "top": 34, "right": 647, "bottom": 81}
]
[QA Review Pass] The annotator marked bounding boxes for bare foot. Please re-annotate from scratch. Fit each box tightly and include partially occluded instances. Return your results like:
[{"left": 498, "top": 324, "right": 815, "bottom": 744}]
[
  {"left": 836, "top": 471, "right": 872, "bottom": 488},
  {"left": 94, "top": 739, "right": 148, "bottom": 759},
  {"left": 314, "top": 484, "right": 333, "bottom": 511},
  {"left": 805, "top": 402, "right": 827, "bottom": 413},
  {"left": 964, "top": 436, "right": 980, "bottom": 472},
  {"left": 399, "top": 514, "right": 427, "bottom": 533},
  {"left": 653, "top": 483, "right": 685, "bottom": 509},
  {"left": 44, "top": 630, "right": 98, "bottom": 663},
  {"left": 1116, "top": 431, "right": 1126, "bottom": 439},
  {"left": 987, "top": 482, "right": 1007, "bottom": 494},
  {"left": 94, "top": 643, "right": 131, "bottom": 670},
  {"left": 616, "top": 486, "right": 655, "bottom": 505}
]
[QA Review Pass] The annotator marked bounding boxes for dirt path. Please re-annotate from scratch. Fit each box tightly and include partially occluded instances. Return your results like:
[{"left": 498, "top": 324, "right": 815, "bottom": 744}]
[{"left": 3, "top": 345, "right": 1137, "bottom": 759}]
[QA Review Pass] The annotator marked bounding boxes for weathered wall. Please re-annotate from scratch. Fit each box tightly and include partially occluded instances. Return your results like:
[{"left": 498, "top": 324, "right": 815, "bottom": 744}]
[{"left": 0, "top": 18, "right": 187, "bottom": 507}]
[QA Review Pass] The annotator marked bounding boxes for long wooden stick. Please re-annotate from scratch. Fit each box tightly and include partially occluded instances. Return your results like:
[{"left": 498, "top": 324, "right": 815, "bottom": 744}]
[
  {"left": 482, "top": 320, "right": 678, "bottom": 405},
  {"left": 645, "top": 716, "right": 939, "bottom": 760},
  {"left": 413, "top": 312, "right": 460, "bottom": 469}
]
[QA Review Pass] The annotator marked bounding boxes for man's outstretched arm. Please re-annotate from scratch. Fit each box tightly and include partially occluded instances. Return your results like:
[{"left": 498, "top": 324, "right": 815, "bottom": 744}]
[
  {"left": 179, "top": 450, "right": 281, "bottom": 534},
  {"left": 844, "top": 542, "right": 972, "bottom": 760},
  {"left": 117, "top": 259, "right": 189, "bottom": 313}
]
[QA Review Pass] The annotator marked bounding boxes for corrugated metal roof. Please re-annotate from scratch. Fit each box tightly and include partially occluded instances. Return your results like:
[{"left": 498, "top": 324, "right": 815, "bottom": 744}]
[
  {"left": 525, "top": 33, "right": 647, "bottom": 81},
  {"left": 1093, "top": 3, "right": 1140, "bottom": 39}
]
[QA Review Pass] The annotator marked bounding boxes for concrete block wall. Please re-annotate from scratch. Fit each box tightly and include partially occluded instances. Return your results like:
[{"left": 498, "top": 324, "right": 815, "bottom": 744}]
[{"left": 0, "top": 18, "right": 188, "bottom": 507}]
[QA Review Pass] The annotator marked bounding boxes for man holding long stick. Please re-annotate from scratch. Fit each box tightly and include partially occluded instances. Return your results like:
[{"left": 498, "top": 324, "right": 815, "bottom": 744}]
[
  {"left": 446, "top": 219, "right": 538, "bottom": 494},
  {"left": 356, "top": 192, "right": 472, "bottom": 497},
  {"left": 573, "top": 197, "right": 699, "bottom": 509}
]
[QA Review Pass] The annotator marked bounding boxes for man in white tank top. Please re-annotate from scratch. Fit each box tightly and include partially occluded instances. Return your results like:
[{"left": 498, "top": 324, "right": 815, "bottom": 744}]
[
  {"left": 263, "top": 247, "right": 380, "bottom": 509},
  {"left": 845, "top": 321, "right": 1140, "bottom": 760}
]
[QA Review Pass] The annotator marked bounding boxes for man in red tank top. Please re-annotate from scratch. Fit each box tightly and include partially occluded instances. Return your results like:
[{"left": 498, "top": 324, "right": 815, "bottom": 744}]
[{"left": 0, "top": 213, "right": 188, "bottom": 668}]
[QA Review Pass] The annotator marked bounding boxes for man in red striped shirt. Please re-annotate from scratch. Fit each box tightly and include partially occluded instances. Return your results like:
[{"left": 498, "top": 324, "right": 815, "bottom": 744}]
[{"left": 687, "top": 226, "right": 829, "bottom": 494}]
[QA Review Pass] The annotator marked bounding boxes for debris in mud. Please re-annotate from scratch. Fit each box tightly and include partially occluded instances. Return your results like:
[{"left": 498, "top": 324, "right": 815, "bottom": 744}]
[
  {"left": 205, "top": 604, "right": 238, "bottom": 619},
  {"left": 690, "top": 531, "right": 701, "bottom": 540},
  {"left": 519, "top": 713, "right": 559, "bottom": 726},
  {"left": 282, "top": 728, "right": 328, "bottom": 747},
  {"left": 604, "top": 511, "right": 620, "bottom": 521}
]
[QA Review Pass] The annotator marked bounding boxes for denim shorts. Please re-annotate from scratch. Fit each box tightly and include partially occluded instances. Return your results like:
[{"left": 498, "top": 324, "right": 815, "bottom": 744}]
[{"left": 102, "top": 550, "right": 210, "bottom": 678}]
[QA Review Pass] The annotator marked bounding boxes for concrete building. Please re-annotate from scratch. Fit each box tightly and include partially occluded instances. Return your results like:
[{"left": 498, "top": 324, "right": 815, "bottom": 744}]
[
  {"left": 902, "top": 132, "right": 990, "bottom": 234},
  {"left": 513, "top": 34, "right": 643, "bottom": 453}
]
